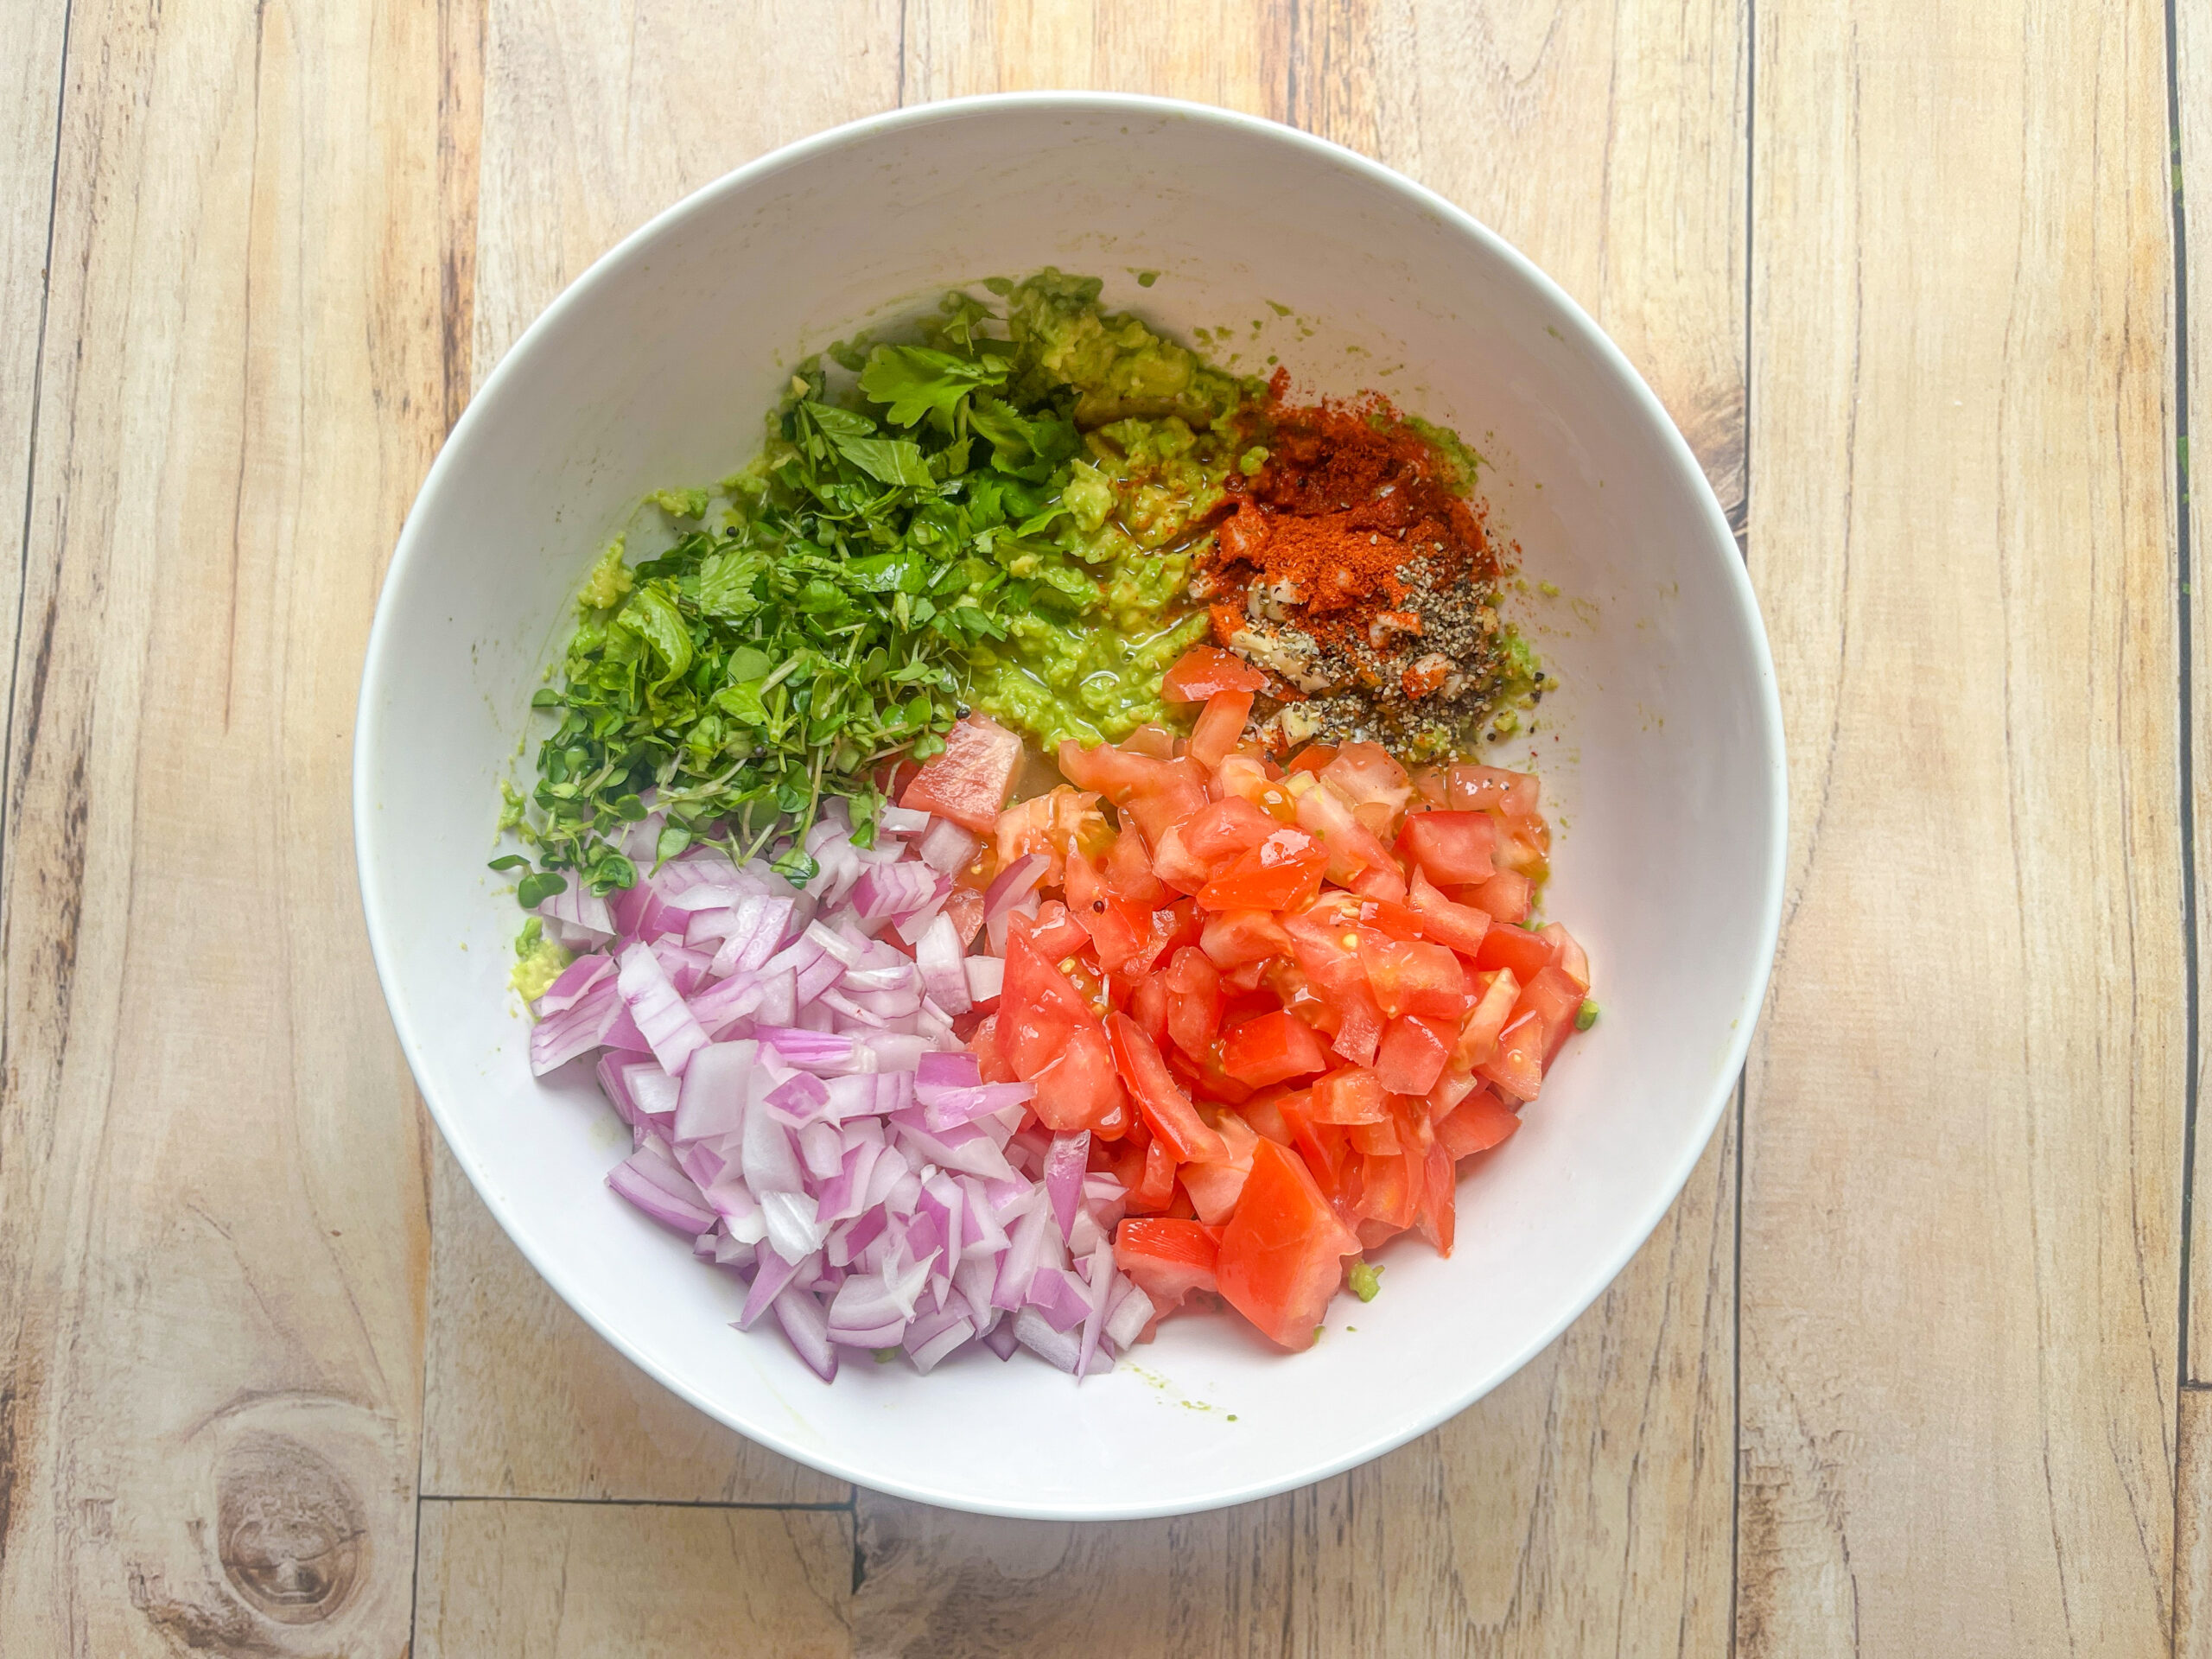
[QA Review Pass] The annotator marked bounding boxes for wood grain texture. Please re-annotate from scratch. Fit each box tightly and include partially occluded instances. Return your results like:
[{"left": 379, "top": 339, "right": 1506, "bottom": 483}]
[
  {"left": 903, "top": 0, "right": 1287, "bottom": 115},
  {"left": 1742, "top": 1, "right": 2185, "bottom": 1652},
  {"left": 0, "top": 0, "right": 67, "bottom": 795},
  {"left": 2179, "top": 0, "right": 2212, "bottom": 1381},
  {"left": 423, "top": 1137, "right": 842, "bottom": 1503},
  {"left": 0, "top": 0, "right": 450, "bottom": 1650},
  {"left": 412, "top": 1499, "right": 854, "bottom": 1657},
  {"left": 2182, "top": 1391, "right": 2212, "bottom": 1656},
  {"left": 417, "top": 0, "right": 904, "bottom": 1507}
]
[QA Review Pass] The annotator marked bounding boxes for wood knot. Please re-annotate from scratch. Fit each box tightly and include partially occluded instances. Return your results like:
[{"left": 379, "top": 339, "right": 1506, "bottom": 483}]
[{"left": 213, "top": 1433, "right": 364, "bottom": 1624}]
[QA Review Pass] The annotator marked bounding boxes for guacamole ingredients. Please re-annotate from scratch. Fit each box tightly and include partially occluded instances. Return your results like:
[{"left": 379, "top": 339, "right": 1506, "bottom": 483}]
[{"left": 1198, "top": 378, "right": 1539, "bottom": 756}]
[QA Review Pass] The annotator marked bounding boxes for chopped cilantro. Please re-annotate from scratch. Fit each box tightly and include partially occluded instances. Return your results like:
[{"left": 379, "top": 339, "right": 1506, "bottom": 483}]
[{"left": 1349, "top": 1261, "right": 1383, "bottom": 1302}]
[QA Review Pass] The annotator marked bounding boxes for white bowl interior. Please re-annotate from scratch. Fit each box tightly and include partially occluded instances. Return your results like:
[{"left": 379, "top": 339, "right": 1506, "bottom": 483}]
[{"left": 357, "top": 97, "right": 1783, "bottom": 1520}]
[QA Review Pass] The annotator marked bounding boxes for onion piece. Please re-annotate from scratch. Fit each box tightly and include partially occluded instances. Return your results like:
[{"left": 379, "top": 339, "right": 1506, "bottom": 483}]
[
  {"left": 616, "top": 942, "right": 709, "bottom": 1075},
  {"left": 917, "top": 817, "right": 982, "bottom": 875},
  {"left": 981, "top": 852, "right": 1050, "bottom": 924},
  {"left": 771, "top": 1285, "right": 838, "bottom": 1381},
  {"left": 963, "top": 956, "right": 1005, "bottom": 1003},
  {"left": 913, "top": 912, "right": 972, "bottom": 1016},
  {"left": 1043, "top": 1132, "right": 1090, "bottom": 1240}
]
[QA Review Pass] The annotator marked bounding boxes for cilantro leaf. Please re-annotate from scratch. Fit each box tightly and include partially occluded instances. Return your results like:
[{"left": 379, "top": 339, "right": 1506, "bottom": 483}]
[{"left": 859, "top": 345, "right": 1007, "bottom": 428}]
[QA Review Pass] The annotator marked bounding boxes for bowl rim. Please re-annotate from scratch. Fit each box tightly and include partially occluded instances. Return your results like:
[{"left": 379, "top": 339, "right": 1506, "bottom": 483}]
[{"left": 355, "top": 89, "right": 1787, "bottom": 1521}]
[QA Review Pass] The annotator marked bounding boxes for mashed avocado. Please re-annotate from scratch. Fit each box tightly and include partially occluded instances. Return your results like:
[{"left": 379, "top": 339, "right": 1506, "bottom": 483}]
[
  {"left": 510, "top": 918, "right": 569, "bottom": 1001},
  {"left": 961, "top": 272, "right": 1249, "bottom": 748}
]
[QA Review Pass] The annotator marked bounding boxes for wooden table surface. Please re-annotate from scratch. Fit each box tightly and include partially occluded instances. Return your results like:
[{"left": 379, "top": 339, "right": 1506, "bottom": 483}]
[{"left": 1, "top": 0, "right": 2205, "bottom": 1652}]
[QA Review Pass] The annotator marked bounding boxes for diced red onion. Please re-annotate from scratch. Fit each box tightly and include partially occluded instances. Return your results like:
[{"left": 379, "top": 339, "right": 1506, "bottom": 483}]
[
  {"left": 981, "top": 852, "right": 1050, "bottom": 924},
  {"left": 1103, "top": 1282, "right": 1156, "bottom": 1351},
  {"left": 525, "top": 798, "right": 1158, "bottom": 1385},
  {"left": 917, "top": 817, "right": 982, "bottom": 875},
  {"left": 1043, "top": 1132, "right": 1090, "bottom": 1240},
  {"left": 913, "top": 913, "right": 972, "bottom": 1016},
  {"left": 878, "top": 804, "right": 933, "bottom": 836}
]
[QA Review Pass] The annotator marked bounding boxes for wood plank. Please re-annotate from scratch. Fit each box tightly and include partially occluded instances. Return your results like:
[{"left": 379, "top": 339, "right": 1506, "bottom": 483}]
[
  {"left": 2179, "top": 0, "right": 2212, "bottom": 1376},
  {"left": 412, "top": 1499, "right": 853, "bottom": 1658},
  {"left": 423, "top": 1138, "right": 842, "bottom": 1502},
  {"left": 903, "top": 0, "right": 1287, "bottom": 115},
  {"left": 0, "top": 0, "right": 452, "bottom": 1650},
  {"left": 2181, "top": 1391, "right": 2212, "bottom": 1656},
  {"left": 421, "top": 0, "right": 903, "bottom": 1503},
  {"left": 1740, "top": 2, "right": 2185, "bottom": 1651},
  {"left": 0, "top": 0, "right": 68, "bottom": 785}
]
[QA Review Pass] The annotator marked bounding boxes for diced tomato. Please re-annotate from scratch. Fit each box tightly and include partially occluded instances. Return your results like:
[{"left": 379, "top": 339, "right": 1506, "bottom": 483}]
[
  {"left": 1473, "top": 920, "right": 1556, "bottom": 982},
  {"left": 1010, "top": 900, "right": 1091, "bottom": 963},
  {"left": 994, "top": 785, "right": 1109, "bottom": 887},
  {"left": 1057, "top": 741, "right": 1210, "bottom": 846},
  {"left": 1435, "top": 1087, "right": 1521, "bottom": 1159},
  {"left": 1414, "top": 1139, "right": 1456, "bottom": 1255},
  {"left": 1197, "top": 829, "right": 1327, "bottom": 912},
  {"left": 1239, "top": 1089, "right": 1295, "bottom": 1147},
  {"left": 1107, "top": 1012, "right": 1230, "bottom": 1164},
  {"left": 1170, "top": 1043, "right": 1257, "bottom": 1105},
  {"left": 1356, "top": 933, "right": 1469, "bottom": 1020},
  {"left": 1285, "top": 745, "right": 1338, "bottom": 776},
  {"left": 1063, "top": 849, "right": 1152, "bottom": 973},
  {"left": 1179, "top": 797, "right": 1277, "bottom": 863},
  {"left": 1160, "top": 950, "right": 1223, "bottom": 1064},
  {"left": 1374, "top": 1013, "right": 1453, "bottom": 1096},
  {"left": 1476, "top": 1007, "right": 1546, "bottom": 1100},
  {"left": 1309, "top": 1065, "right": 1389, "bottom": 1124},
  {"left": 1516, "top": 965, "right": 1587, "bottom": 1067},
  {"left": 1129, "top": 973, "right": 1169, "bottom": 1048},
  {"left": 1031, "top": 1018, "right": 1128, "bottom": 1135},
  {"left": 1115, "top": 1217, "right": 1224, "bottom": 1307},
  {"left": 1200, "top": 908, "right": 1293, "bottom": 969},
  {"left": 1354, "top": 897, "right": 1426, "bottom": 941},
  {"left": 1399, "top": 810, "right": 1497, "bottom": 887},
  {"left": 970, "top": 1014, "right": 1014, "bottom": 1083},
  {"left": 1190, "top": 690, "right": 1255, "bottom": 768},
  {"left": 1105, "top": 827, "right": 1171, "bottom": 910},
  {"left": 1319, "top": 743, "right": 1414, "bottom": 823},
  {"left": 1469, "top": 870, "right": 1532, "bottom": 924},
  {"left": 1351, "top": 1147, "right": 1420, "bottom": 1233},
  {"left": 1276, "top": 917, "right": 1387, "bottom": 1068},
  {"left": 1539, "top": 923, "right": 1591, "bottom": 990},
  {"left": 1122, "top": 724, "right": 1178, "bottom": 760},
  {"left": 1160, "top": 644, "right": 1268, "bottom": 701},
  {"left": 1404, "top": 865, "right": 1491, "bottom": 956},
  {"left": 1446, "top": 763, "right": 1540, "bottom": 817},
  {"left": 1218, "top": 1010, "right": 1332, "bottom": 1088},
  {"left": 1409, "top": 766, "right": 1449, "bottom": 807},
  {"left": 1213, "top": 752, "right": 1300, "bottom": 823},
  {"left": 1294, "top": 777, "right": 1404, "bottom": 895},
  {"left": 1348, "top": 1116, "right": 1402, "bottom": 1156},
  {"left": 1178, "top": 1113, "right": 1259, "bottom": 1224},
  {"left": 1147, "top": 820, "right": 1212, "bottom": 893},
  {"left": 900, "top": 715, "right": 1026, "bottom": 833},
  {"left": 1214, "top": 1139, "right": 1361, "bottom": 1351},
  {"left": 1126, "top": 1137, "right": 1178, "bottom": 1212},
  {"left": 941, "top": 886, "right": 988, "bottom": 951},
  {"left": 1274, "top": 1088, "right": 1348, "bottom": 1192}
]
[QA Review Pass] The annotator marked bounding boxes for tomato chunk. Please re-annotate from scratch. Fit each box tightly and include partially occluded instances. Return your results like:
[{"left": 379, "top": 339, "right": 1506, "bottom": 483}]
[
  {"left": 1215, "top": 1139, "right": 1361, "bottom": 1350},
  {"left": 1436, "top": 1087, "right": 1522, "bottom": 1159},
  {"left": 1160, "top": 644, "right": 1268, "bottom": 700},
  {"left": 1163, "top": 947, "right": 1224, "bottom": 1061},
  {"left": 899, "top": 714, "right": 1025, "bottom": 832},
  {"left": 1476, "top": 1007, "right": 1546, "bottom": 1100},
  {"left": 1515, "top": 965, "right": 1587, "bottom": 1067},
  {"left": 1107, "top": 1012, "right": 1230, "bottom": 1164},
  {"left": 1356, "top": 933, "right": 1469, "bottom": 1020},
  {"left": 1200, "top": 908, "right": 1293, "bottom": 969},
  {"left": 1405, "top": 865, "right": 1492, "bottom": 955},
  {"left": 1218, "top": 1010, "right": 1332, "bottom": 1088},
  {"left": 1031, "top": 1019, "right": 1128, "bottom": 1135},
  {"left": 1198, "top": 830, "right": 1328, "bottom": 912},
  {"left": 1057, "top": 741, "right": 1210, "bottom": 845},
  {"left": 1374, "top": 1013, "right": 1453, "bottom": 1096},
  {"left": 1446, "top": 763, "right": 1540, "bottom": 817},
  {"left": 1115, "top": 1217, "right": 1224, "bottom": 1306},
  {"left": 1400, "top": 810, "right": 1497, "bottom": 886},
  {"left": 1473, "top": 925, "right": 1554, "bottom": 985},
  {"left": 1179, "top": 797, "right": 1278, "bottom": 863},
  {"left": 1190, "top": 689, "right": 1255, "bottom": 768},
  {"left": 1309, "top": 1065, "right": 1389, "bottom": 1124},
  {"left": 1469, "top": 870, "right": 1532, "bottom": 925}
]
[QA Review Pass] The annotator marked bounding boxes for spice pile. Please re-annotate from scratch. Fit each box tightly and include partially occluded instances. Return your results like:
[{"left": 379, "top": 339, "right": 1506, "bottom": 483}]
[{"left": 1192, "top": 376, "right": 1541, "bottom": 757}]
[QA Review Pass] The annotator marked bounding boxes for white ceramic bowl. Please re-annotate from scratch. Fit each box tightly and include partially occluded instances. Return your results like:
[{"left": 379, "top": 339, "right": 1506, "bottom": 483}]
[{"left": 357, "top": 93, "right": 1783, "bottom": 1520}]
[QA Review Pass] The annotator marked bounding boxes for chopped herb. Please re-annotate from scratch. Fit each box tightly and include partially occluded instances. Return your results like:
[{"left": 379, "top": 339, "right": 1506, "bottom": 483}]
[
  {"left": 1576, "top": 998, "right": 1600, "bottom": 1032},
  {"left": 1349, "top": 1261, "right": 1384, "bottom": 1302}
]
